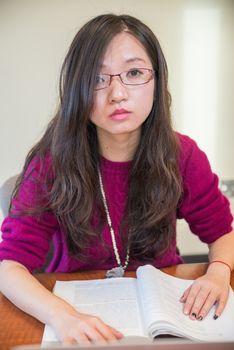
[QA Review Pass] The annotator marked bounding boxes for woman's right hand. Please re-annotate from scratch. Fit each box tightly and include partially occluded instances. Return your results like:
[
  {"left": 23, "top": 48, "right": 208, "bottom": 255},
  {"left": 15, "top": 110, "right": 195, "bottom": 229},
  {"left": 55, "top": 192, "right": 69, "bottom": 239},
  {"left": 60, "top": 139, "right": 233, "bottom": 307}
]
[
  {"left": 49, "top": 305, "right": 124, "bottom": 345},
  {"left": 0, "top": 260, "right": 123, "bottom": 345}
]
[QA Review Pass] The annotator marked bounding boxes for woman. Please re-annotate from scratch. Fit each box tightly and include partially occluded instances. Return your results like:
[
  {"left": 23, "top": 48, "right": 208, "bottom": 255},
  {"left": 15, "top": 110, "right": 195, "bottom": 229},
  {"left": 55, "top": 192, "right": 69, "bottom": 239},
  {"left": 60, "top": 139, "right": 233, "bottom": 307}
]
[{"left": 0, "top": 14, "right": 233, "bottom": 344}]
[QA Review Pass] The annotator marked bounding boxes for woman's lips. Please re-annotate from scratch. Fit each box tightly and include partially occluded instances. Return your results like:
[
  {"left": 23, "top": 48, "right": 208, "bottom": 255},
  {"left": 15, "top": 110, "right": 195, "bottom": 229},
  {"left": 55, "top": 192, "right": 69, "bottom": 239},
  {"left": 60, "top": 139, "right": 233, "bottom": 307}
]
[{"left": 109, "top": 109, "right": 131, "bottom": 121}]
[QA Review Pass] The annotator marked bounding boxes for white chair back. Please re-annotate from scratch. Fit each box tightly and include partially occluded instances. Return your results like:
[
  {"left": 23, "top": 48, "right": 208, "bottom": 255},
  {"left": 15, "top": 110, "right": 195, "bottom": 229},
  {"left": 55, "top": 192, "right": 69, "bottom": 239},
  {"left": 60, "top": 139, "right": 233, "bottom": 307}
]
[{"left": 0, "top": 175, "right": 19, "bottom": 217}]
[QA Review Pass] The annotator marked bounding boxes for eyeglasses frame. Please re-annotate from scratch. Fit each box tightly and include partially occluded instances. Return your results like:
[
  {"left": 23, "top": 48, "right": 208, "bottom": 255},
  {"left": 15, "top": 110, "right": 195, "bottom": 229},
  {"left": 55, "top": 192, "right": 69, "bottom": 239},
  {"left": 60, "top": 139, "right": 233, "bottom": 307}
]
[{"left": 94, "top": 68, "right": 155, "bottom": 91}]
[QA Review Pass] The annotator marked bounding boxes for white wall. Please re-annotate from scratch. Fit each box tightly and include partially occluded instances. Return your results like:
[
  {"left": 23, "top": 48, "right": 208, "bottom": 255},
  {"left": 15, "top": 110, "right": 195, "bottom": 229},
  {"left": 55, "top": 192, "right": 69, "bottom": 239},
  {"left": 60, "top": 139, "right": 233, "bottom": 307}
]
[{"left": 0, "top": 0, "right": 233, "bottom": 253}]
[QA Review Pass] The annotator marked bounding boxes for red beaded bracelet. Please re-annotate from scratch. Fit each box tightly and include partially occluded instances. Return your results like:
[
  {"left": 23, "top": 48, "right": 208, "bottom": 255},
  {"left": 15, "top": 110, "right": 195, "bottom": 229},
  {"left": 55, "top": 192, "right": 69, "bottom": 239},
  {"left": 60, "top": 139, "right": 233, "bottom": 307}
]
[{"left": 209, "top": 260, "right": 232, "bottom": 274}]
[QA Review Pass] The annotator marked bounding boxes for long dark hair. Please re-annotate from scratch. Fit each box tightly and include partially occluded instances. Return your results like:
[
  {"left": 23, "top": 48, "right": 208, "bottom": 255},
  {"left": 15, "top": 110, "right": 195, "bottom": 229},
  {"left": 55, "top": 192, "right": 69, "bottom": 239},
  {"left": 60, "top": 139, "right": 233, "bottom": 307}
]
[{"left": 12, "top": 14, "right": 182, "bottom": 262}]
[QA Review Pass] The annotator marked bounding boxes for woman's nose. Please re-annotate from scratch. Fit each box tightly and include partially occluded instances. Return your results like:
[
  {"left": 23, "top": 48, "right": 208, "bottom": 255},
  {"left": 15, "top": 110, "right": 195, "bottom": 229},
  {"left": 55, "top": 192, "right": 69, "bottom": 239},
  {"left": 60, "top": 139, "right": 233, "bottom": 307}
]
[{"left": 108, "top": 76, "right": 128, "bottom": 103}]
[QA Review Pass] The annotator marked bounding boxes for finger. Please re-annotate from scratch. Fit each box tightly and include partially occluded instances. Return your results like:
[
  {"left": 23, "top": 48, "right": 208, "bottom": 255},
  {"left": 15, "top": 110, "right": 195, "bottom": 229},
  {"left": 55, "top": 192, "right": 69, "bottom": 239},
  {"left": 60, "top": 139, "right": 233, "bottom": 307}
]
[
  {"left": 214, "top": 292, "right": 229, "bottom": 319},
  {"left": 195, "top": 292, "right": 217, "bottom": 320},
  {"left": 188, "top": 287, "right": 211, "bottom": 319},
  {"left": 96, "top": 324, "right": 123, "bottom": 341},
  {"left": 80, "top": 318, "right": 115, "bottom": 343},
  {"left": 183, "top": 284, "right": 201, "bottom": 316},
  {"left": 81, "top": 324, "right": 107, "bottom": 343},
  {"left": 76, "top": 335, "right": 93, "bottom": 345},
  {"left": 180, "top": 286, "right": 191, "bottom": 302},
  {"left": 63, "top": 336, "right": 76, "bottom": 345},
  {"left": 109, "top": 326, "right": 124, "bottom": 339},
  {"left": 63, "top": 333, "right": 91, "bottom": 345},
  {"left": 94, "top": 321, "right": 121, "bottom": 342}
]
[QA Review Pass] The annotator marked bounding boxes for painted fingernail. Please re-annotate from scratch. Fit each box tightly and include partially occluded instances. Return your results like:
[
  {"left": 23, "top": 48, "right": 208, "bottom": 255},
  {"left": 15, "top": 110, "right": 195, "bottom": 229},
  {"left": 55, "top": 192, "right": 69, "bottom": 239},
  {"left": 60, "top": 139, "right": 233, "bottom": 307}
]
[
  {"left": 180, "top": 294, "right": 185, "bottom": 300},
  {"left": 213, "top": 314, "right": 219, "bottom": 320},
  {"left": 191, "top": 312, "right": 197, "bottom": 318},
  {"left": 197, "top": 315, "right": 203, "bottom": 321}
]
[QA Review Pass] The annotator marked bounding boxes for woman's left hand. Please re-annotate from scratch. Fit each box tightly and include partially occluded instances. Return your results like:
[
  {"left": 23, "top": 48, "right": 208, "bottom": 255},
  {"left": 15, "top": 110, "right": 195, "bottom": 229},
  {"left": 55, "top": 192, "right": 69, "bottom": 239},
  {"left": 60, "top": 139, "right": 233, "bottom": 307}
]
[{"left": 180, "top": 262, "right": 231, "bottom": 320}]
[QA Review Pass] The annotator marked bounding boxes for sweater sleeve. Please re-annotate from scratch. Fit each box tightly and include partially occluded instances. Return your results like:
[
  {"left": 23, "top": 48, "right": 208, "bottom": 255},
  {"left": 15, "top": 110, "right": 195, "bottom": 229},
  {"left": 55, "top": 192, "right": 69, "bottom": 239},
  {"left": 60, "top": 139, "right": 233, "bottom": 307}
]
[
  {"left": 177, "top": 134, "right": 233, "bottom": 243},
  {"left": 0, "top": 155, "right": 59, "bottom": 272}
]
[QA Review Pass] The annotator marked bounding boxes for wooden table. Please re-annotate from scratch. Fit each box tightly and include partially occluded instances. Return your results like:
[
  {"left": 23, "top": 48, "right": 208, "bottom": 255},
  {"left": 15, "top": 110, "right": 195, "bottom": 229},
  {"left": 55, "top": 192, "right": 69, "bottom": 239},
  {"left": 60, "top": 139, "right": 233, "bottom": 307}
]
[{"left": 1, "top": 263, "right": 234, "bottom": 350}]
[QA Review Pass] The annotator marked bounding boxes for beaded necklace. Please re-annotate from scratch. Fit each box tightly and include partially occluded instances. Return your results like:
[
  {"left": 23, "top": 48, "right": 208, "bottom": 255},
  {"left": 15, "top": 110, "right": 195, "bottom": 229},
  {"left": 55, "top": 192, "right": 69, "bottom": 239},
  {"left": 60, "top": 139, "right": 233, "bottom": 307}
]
[{"left": 98, "top": 168, "right": 130, "bottom": 278}]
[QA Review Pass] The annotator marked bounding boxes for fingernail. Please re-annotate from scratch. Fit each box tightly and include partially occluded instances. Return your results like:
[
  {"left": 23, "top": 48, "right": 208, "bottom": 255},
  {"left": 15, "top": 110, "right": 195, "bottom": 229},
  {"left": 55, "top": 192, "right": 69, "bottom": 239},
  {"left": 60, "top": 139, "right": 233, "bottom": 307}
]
[
  {"left": 184, "top": 309, "right": 189, "bottom": 315},
  {"left": 116, "top": 331, "right": 124, "bottom": 337},
  {"left": 197, "top": 315, "right": 203, "bottom": 321},
  {"left": 191, "top": 312, "right": 197, "bottom": 318},
  {"left": 213, "top": 314, "right": 219, "bottom": 320}
]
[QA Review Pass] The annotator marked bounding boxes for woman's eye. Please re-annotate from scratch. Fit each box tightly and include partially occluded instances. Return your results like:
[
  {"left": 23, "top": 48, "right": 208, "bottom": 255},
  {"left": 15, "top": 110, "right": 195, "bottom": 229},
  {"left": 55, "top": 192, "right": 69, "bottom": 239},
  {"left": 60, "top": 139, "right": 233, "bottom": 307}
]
[
  {"left": 127, "top": 69, "right": 142, "bottom": 78},
  {"left": 96, "top": 75, "right": 105, "bottom": 84}
]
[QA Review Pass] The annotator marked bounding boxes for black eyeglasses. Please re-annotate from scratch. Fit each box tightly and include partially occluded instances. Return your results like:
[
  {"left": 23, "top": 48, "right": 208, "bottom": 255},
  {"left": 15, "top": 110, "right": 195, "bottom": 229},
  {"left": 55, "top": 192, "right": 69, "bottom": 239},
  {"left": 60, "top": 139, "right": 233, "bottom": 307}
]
[{"left": 94, "top": 68, "right": 154, "bottom": 91}]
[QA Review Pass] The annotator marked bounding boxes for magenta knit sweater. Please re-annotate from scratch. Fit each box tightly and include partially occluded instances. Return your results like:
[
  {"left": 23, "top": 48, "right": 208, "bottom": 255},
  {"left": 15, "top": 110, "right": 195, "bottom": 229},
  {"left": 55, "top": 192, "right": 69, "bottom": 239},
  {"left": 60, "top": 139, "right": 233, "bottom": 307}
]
[{"left": 0, "top": 134, "right": 233, "bottom": 273}]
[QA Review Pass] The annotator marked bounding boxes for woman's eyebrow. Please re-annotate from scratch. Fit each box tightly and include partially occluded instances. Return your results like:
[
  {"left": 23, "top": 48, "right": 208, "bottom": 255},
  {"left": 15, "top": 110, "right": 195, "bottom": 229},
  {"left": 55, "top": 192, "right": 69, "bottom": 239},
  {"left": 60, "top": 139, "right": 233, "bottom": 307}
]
[
  {"left": 99, "top": 57, "right": 147, "bottom": 69},
  {"left": 125, "top": 57, "right": 147, "bottom": 64}
]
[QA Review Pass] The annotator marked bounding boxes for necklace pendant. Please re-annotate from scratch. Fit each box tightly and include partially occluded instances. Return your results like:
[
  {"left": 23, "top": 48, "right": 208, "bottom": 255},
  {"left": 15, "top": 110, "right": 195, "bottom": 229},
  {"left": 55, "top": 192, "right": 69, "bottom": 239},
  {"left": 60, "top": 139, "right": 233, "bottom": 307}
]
[{"left": 106, "top": 266, "right": 125, "bottom": 278}]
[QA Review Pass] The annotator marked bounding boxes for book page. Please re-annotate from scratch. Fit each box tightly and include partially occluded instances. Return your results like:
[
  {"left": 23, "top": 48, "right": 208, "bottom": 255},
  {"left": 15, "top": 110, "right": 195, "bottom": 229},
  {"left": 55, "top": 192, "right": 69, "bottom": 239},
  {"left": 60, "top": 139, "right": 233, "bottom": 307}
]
[
  {"left": 136, "top": 265, "right": 234, "bottom": 342},
  {"left": 42, "top": 277, "right": 146, "bottom": 343}
]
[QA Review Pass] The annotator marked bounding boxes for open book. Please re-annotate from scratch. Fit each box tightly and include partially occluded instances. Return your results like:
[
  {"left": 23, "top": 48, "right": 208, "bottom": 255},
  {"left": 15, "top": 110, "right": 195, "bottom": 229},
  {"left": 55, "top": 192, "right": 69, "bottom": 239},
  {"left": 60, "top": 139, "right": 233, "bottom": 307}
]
[{"left": 42, "top": 265, "right": 234, "bottom": 343}]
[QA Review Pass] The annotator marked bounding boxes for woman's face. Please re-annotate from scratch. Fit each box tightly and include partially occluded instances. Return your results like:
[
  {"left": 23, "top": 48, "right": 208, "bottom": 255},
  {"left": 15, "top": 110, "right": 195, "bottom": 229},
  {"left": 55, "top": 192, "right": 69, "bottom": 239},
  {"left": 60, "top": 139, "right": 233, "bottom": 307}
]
[{"left": 90, "top": 32, "right": 155, "bottom": 141}]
